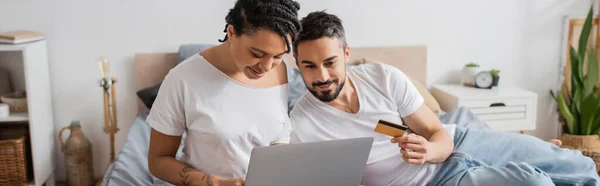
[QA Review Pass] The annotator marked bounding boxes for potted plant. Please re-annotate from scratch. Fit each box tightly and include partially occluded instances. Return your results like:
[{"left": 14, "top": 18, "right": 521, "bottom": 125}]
[
  {"left": 550, "top": 6, "right": 600, "bottom": 172},
  {"left": 490, "top": 69, "right": 500, "bottom": 87},
  {"left": 462, "top": 62, "right": 480, "bottom": 87}
]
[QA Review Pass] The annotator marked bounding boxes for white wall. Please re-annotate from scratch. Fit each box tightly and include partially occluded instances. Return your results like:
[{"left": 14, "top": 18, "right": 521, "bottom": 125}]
[{"left": 0, "top": 0, "right": 595, "bottom": 181}]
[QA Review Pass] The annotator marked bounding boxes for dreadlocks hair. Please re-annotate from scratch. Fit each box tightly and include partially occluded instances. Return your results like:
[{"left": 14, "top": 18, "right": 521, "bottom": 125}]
[
  {"left": 293, "top": 10, "right": 347, "bottom": 58},
  {"left": 218, "top": 0, "right": 302, "bottom": 54}
]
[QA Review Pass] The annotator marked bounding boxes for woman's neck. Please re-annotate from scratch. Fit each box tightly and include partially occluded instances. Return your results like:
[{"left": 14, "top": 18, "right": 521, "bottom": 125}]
[{"left": 202, "top": 43, "right": 241, "bottom": 76}]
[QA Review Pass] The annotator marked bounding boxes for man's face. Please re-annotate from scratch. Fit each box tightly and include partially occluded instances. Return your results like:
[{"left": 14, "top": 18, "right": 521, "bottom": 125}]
[{"left": 295, "top": 37, "right": 350, "bottom": 102}]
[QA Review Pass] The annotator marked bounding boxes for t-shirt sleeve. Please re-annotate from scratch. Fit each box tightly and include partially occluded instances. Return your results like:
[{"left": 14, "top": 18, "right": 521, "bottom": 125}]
[
  {"left": 272, "top": 115, "right": 293, "bottom": 144},
  {"left": 384, "top": 65, "right": 425, "bottom": 117},
  {"left": 288, "top": 107, "right": 302, "bottom": 144},
  {"left": 146, "top": 71, "right": 187, "bottom": 136}
]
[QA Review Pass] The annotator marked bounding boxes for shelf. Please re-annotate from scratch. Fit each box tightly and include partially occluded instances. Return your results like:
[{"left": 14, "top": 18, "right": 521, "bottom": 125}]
[
  {"left": 0, "top": 38, "right": 54, "bottom": 186},
  {"left": 0, "top": 39, "right": 45, "bottom": 51},
  {"left": 0, "top": 112, "right": 29, "bottom": 123}
]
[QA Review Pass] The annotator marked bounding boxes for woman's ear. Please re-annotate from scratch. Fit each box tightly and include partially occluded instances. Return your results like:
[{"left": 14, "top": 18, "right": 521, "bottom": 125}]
[{"left": 227, "top": 25, "right": 236, "bottom": 43}]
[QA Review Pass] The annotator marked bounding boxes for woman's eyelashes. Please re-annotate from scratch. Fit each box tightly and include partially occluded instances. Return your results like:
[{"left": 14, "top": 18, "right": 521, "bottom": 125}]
[
  {"left": 250, "top": 51, "right": 283, "bottom": 60},
  {"left": 251, "top": 51, "right": 264, "bottom": 58}
]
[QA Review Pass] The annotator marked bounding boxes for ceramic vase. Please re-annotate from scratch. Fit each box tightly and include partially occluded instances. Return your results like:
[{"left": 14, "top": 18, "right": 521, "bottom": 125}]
[
  {"left": 462, "top": 66, "right": 480, "bottom": 87},
  {"left": 59, "top": 120, "right": 94, "bottom": 186}
]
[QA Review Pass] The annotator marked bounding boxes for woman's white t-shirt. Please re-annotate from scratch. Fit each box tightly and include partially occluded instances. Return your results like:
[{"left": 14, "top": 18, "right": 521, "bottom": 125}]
[{"left": 146, "top": 54, "right": 292, "bottom": 179}]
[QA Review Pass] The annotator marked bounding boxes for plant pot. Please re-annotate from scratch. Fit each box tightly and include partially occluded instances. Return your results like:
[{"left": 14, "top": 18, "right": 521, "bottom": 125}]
[
  {"left": 559, "top": 134, "right": 600, "bottom": 172},
  {"left": 492, "top": 76, "right": 500, "bottom": 87},
  {"left": 462, "top": 66, "right": 480, "bottom": 87}
]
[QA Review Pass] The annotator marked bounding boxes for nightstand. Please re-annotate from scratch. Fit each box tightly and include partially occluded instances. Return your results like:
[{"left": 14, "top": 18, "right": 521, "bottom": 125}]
[{"left": 430, "top": 84, "right": 537, "bottom": 133}]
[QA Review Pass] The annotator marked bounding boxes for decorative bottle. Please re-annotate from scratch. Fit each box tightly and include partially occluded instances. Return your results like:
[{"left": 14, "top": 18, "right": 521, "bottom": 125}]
[{"left": 59, "top": 120, "right": 94, "bottom": 186}]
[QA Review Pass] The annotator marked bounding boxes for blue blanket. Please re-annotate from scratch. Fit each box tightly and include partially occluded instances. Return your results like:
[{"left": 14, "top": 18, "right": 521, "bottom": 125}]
[{"left": 101, "top": 107, "right": 488, "bottom": 186}]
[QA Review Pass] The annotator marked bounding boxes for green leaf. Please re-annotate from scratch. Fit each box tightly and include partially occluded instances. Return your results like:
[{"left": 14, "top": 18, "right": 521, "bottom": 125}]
[
  {"left": 579, "top": 49, "right": 585, "bottom": 81},
  {"left": 580, "top": 93, "right": 598, "bottom": 135},
  {"left": 558, "top": 93, "right": 576, "bottom": 134},
  {"left": 585, "top": 48, "right": 599, "bottom": 96},
  {"left": 573, "top": 87, "right": 583, "bottom": 113},
  {"left": 578, "top": 7, "right": 594, "bottom": 60},
  {"left": 577, "top": 48, "right": 587, "bottom": 81},
  {"left": 592, "top": 115, "right": 600, "bottom": 135},
  {"left": 562, "top": 83, "right": 571, "bottom": 105},
  {"left": 590, "top": 117, "right": 600, "bottom": 135},
  {"left": 571, "top": 46, "right": 583, "bottom": 89},
  {"left": 568, "top": 86, "right": 582, "bottom": 134},
  {"left": 550, "top": 90, "right": 557, "bottom": 101}
]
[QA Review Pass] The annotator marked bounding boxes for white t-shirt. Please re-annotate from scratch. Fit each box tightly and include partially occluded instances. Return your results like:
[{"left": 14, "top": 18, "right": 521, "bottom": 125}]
[
  {"left": 290, "top": 62, "right": 456, "bottom": 186},
  {"left": 146, "top": 54, "right": 292, "bottom": 179}
]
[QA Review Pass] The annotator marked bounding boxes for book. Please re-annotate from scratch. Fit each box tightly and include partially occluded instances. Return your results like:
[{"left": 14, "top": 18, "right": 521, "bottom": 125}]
[{"left": 0, "top": 30, "right": 45, "bottom": 44}]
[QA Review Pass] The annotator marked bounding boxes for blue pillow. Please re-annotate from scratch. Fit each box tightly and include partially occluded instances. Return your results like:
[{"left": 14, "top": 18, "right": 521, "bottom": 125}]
[
  {"left": 177, "top": 44, "right": 215, "bottom": 64},
  {"left": 285, "top": 61, "right": 307, "bottom": 113}
]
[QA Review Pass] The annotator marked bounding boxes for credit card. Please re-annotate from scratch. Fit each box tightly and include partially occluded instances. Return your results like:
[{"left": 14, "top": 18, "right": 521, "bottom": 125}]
[{"left": 374, "top": 119, "right": 408, "bottom": 137}]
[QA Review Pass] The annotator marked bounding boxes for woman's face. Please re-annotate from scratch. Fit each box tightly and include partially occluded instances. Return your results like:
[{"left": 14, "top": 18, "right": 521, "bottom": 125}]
[{"left": 227, "top": 25, "right": 291, "bottom": 80}]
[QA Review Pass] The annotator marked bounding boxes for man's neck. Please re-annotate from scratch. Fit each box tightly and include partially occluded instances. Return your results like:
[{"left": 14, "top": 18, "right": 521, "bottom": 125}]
[{"left": 327, "top": 76, "right": 359, "bottom": 113}]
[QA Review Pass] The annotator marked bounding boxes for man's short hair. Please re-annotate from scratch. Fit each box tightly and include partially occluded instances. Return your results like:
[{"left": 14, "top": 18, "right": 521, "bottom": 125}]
[{"left": 293, "top": 10, "right": 348, "bottom": 58}]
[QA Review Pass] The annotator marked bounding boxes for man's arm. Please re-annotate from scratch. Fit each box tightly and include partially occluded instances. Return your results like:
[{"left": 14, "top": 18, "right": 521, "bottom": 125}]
[
  {"left": 148, "top": 129, "right": 245, "bottom": 186},
  {"left": 395, "top": 104, "right": 454, "bottom": 164},
  {"left": 380, "top": 63, "right": 453, "bottom": 164}
]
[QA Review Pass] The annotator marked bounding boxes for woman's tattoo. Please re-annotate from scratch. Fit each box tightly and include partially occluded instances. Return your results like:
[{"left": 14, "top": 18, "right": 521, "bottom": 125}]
[
  {"left": 179, "top": 164, "right": 214, "bottom": 186},
  {"left": 202, "top": 173, "right": 214, "bottom": 186},
  {"left": 180, "top": 164, "right": 193, "bottom": 186}
]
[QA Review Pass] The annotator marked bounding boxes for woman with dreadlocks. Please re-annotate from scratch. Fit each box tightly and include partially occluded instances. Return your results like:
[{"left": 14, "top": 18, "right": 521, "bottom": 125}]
[{"left": 146, "top": 0, "right": 302, "bottom": 185}]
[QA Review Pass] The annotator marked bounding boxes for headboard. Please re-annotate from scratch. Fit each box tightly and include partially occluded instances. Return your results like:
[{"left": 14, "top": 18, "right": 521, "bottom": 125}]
[{"left": 134, "top": 45, "right": 427, "bottom": 111}]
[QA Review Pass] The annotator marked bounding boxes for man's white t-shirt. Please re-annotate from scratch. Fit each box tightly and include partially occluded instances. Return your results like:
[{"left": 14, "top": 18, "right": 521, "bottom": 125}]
[
  {"left": 146, "top": 54, "right": 292, "bottom": 179},
  {"left": 290, "top": 62, "right": 456, "bottom": 186}
]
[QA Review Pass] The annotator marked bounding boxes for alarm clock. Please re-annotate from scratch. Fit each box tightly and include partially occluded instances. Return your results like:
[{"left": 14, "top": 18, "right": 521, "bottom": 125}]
[{"left": 474, "top": 71, "right": 493, "bottom": 89}]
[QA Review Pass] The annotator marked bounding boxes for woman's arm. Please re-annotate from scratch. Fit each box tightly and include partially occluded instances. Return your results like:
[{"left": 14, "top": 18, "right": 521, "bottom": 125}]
[
  {"left": 148, "top": 129, "right": 246, "bottom": 186},
  {"left": 148, "top": 128, "right": 215, "bottom": 186}
]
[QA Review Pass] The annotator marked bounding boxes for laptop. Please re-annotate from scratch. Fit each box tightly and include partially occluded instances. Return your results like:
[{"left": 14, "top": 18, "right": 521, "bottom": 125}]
[{"left": 245, "top": 137, "right": 374, "bottom": 186}]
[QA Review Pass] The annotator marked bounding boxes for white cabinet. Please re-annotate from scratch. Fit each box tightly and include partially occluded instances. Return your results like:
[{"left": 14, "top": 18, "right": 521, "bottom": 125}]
[
  {"left": 0, "top": 40, "right": 56, "bottom": 186},
  {"left": 430, "top": 84, "right": 537, "bottom": 133}
]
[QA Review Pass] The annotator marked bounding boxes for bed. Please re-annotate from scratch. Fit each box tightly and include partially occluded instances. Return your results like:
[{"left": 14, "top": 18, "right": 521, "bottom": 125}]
[{"left": 100, "top": 44, "right": 490, "bottom": 186}]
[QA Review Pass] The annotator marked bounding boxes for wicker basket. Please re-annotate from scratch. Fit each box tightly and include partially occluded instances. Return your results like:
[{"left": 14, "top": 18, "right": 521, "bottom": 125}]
[
  {"left": 0, "top": 136, "right": 28, "bottom": 186},
  {"left": 559, "top": 134, "right": 600, "bottom": 173}
]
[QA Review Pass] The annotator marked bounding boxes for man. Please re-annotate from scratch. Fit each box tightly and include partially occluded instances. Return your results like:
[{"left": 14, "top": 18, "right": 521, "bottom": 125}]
[{"left": 289, "top": 11, "right": 600, "bottom": 186}]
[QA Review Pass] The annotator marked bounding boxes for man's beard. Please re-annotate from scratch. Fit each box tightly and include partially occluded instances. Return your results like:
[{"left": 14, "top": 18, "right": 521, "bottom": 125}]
[{"left": 309, "top": 77, "right": 346, "bottom": 102}]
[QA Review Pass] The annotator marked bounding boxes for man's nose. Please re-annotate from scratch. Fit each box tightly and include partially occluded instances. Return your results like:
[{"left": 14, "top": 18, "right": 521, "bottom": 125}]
[{"left": 315, "top": 67, "right": 330, "bottom": 82}]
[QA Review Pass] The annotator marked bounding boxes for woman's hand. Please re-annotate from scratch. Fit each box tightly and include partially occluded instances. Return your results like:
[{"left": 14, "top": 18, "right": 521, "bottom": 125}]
[
  {"left": 214, "top": 178, "right": 246, "bottom": 186},
  {"left": 391, "top": 133, "right": 431, "bottom": 165}
]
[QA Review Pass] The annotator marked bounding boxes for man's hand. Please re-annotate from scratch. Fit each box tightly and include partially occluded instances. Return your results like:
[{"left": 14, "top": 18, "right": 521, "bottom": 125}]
[
  {"left": 391, "top": 133, "right": 431, "bottom": 165},
  {"left": 214, "top": 178, "right": 246, "bottom": 186}
]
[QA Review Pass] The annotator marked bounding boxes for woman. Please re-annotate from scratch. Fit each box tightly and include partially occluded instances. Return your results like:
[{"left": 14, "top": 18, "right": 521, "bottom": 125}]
[{"left": 147, "top": 0, "right": 302, "bottom": 185}]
